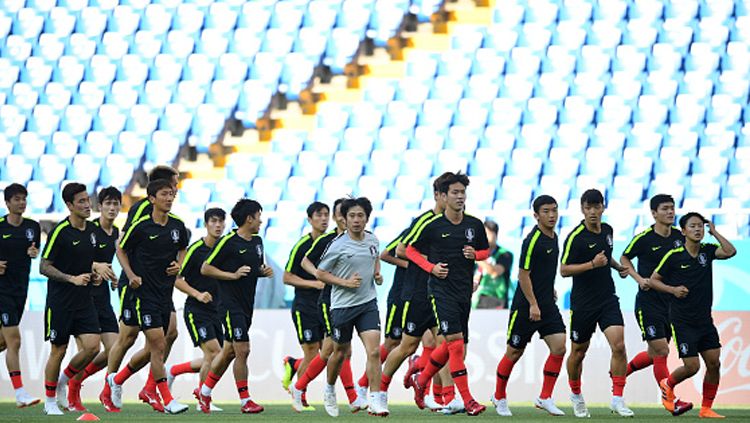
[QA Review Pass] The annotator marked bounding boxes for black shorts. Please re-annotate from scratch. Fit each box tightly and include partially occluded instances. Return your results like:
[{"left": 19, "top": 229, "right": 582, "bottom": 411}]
[
  {"left": 184, "top": 304, "right": 223, "bottom": 347},
  {"left": 635, "top": 300, "right": 671, "bottom": 342},
  {"left": 432, "top": 296, "right": 471, "bottom": 343},
  {"left": 223, "top": 308, "right": 254, "bottom": 343},
  {"left": 319, "top": 301, "right": 333, "bottom": 337},
  {"left": 45, "top": 303, "right": 100, "bottom": 345},
  {"left": 401, "top": 299, "right": 437, "bottom": 338},
  {"left": 672, "top": 319, "right": 721, "bottom": 358},
  {"left": 569, "top": 297, "right": 624, "bottom": 344},
  {"left": 507, "top": 305, "right": 566, "bottom": 349},
  {"left": 292, "top": 304, "right": 324, "bottom": 344},
  {"left": 136, "top": 299, "right": 171, "bottom": 334},
  {"left": 330, "top": 299, "right": 381, "bottom": 344},
  {"left": 0, "top": 295, "right": 25, "bottom": 327},
  {"left": 118, "top": 285, "right": 139, "bottom": 327},
  {"left": 93, "top": 295, "right": 119, "bottom": 334},
  {"left": 384, "top": 298, "right": 404, "bottom": 340}
]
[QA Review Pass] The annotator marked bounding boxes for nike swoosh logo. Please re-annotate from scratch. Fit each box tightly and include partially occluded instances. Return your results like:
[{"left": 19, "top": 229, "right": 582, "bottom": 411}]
[
  {"left": 1, "top": 234, "right": 10, "bottom": 239},
  {"left": 588, "top": 243, "right": 596, "bottom": 248},
  {"left": 149, "top": 235, "right": 159, "bottom": 240},
  {"left": 239, "top": 249, "right": 247, "bottom": 254},
  {"left": 99, "top": 244, "right": 107, "bottom": 249},
  {"left": 546, "top": 249, "right": 553, "bottom": 254},
  {"left": 652, "top": 246, "right": 662, "bottom": 251},
  {"left": 346, "top": 254, "right": 355, "bottom": 258},
  {"left": 72, "top": 240, "right": 80, "bottom": 245},
  {"left": 680, "top": 264, "right": 690, "bottom": 269},
  {"left": 441, "top": 233, "right": 450, "bottom": 238}
]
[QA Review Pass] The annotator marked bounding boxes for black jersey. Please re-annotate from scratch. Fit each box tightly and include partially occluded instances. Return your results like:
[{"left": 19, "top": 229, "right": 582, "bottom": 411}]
[
  {"left": 117, "top": 198, "right": 153, "bottom": 289},
  {"left": 0, "top": 216, "right": 41, "bottom": 297},
  {"left": 400, "top": 210, "right": 436, "bottom": 303},
  {"left": 512, "top": 226, "right": 559, "bottom": 309},
  {"left": 561, "top": 221, "right": 616, "bottom": 310},
  {"left": 90, "top": 219, "right": 119, "bottom": 303},
  {"left": 42, "top": 218, "right": 98, "bottom": 308},
  {"left": 119, "top": 213, "right": 189, "bottom": 305},
  {"left": 385, "top": 228, "right": 409, "bottom": 304},
  {"left": 409, "top": 213, "right": 489, "bottom": 301},
  {"left": 623, "top": 225, "right": 685, "bottom": 307},
  {"left": 205, "top": 230, "right": 265, "bottom": 315},
  {"left": 306, "top": 230, "right": 339, "bottom": 306},
  {"left": 285, "top": 233, "right": 320, "bottom": 310},
  {"left": 180, "top": 238, "right": 219, "bottom": 313},
  {"left": 654, "top": 243, "right": 726, "bottom": 322}
]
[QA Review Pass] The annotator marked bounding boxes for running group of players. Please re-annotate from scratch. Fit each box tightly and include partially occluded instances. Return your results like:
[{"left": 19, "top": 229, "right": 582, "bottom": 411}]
[{"left": 0, "top": 165, "right": 737, "bottom": 418}]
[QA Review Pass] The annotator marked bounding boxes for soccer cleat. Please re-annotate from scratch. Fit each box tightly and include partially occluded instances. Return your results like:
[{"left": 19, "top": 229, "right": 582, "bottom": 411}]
[
  {"left": 699, "top": 407, "right": 725, "bottom": 419},
  {"left": 290, "top": 385, "right": 305, "bottom": 412},
  {"left": 464, "top": 399, "right": 486, "bottom": 416},
  {"left": 55, "top": 379, "right": 69, "bottom": 410},
  {"left": 424, "top": 395, "right": 443, "bottom": 412},
  {"left": 166, "top": 365, "right": 176, "bottom": 390},
  {"left": 324, "top": 389, "right": 339, "bottom": 417},
  {"left": 672, "top": 399, "right": 693, "bottom": 417},
  {"left": 403, "top": 354, "right": 419, "bottom": 388},
  {"left": 571, "top": 394, "right": 591, "bottom": 418},
  {"left": 241, "top": 399, "right": 264, "bottom": 414},
  {"left": 164, "top": 399, "right": 188, "bottom": 414},
  {"left": 367, "top": 392, "right": 389, "bottom": 417},
  {"left": 659, "top": 378, "right": 676, "bottom": 412},
  {"left": 43, "top": 401, "right": 64, "bottom": 416},
  {"left": 348, "top": 394, "right": 368, "bottom": 413},
  {"left": 535, "top": 397, "right": 565, "bottom": 416},
  {"left": 15, "top": 389, "right": 41, "bottom": 408},
  {"left": 198, "top": 392, "right": 212, "bottom": 414},
  {"left": 193, "top": 388, "right": 222, "bottom": 412},
  {"left": 491, "top": 396, "right": 512, "bottom": 417},
  {"left": 139, "top": 388, "right": 165, "bottom": 413},
  {"left": 409, "top": 374, "right": 426, "bottom": 410},
  {"left": 67, "top": 381, "right": 86, "bottom": 412},
  {"left": 355, "top": 385, "right": 368, "bottom": 405},
  {"left": 610, "top": 397, "right": 635, "bottom": 417},
  {"left": 282, "top": 356, "right": 296, "bottom": 392},
  {"left": 107, "top": 374, "right": 123, "bottom": 409},
  {"left": 99, "top": 389, "right": 120, "bottom": 413},
  {"left": 441, "top": 397, "right": 466, "bottom": 415}
]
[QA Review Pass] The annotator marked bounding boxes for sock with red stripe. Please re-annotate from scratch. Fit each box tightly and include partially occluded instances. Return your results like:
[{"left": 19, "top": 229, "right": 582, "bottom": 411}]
[
  {"left": 569, "top": 379, "right": 582, "bottom": 395},
  {"left": 540, "top": 354, "right": 564, "bottom": 399},
  {"left": 494, "top": 355, "right": 515, "bottom": 400},
  {"left": 417, "top": 342, "right": 449, "bottom": 387},
  {"left": 45, "top": 381, "right": 57, "bottom": 399},
  {"left": 113, "top": 364, "right": 136, "bottom": 386},
  {"left": 102, "top": 374, "right": 111, "bottom": 396},
  {"left": 652, "top": 355, "right": 669, "bottom": 384},
  {"left": 380, "top": 373, "right": 392, "bottom": 392},
  {"left": 170, "top": 361, "right": 198, "bottom": 377},
  {"left": 144, "top": 370, "right": 157, "bottom": 392},
  {"left": 339, "top": 358, "right": 357, "bottom": 403},
  {"left": 236, "top": 380, "right": 249, "bottom": 400},
  {"left": 433, "top": 384, "right": 443, "bottom": 405},
  {"left": 416, "top": 347, "right": 434, "bottom": 371},
  {"left": 443, "top": 385, "right": 455, "bottom": 404},
  {"left": 156, "top": 378, "right": 173, "bottom": 404},
  {"left": 80, "top": 361, "right": 106, "bottom": 382},
  {"left": 59, "top": 364, "right": 80, "bottom": 385},
  {"left": 702, "top": 381, "right": 719, "bottom": 408},
  {"left": 295, "top": 354, "right": 326, "bottom": 391},
  {"left": 611, "top": 375, "right": 626, "bottom": 396},
  {"left": 626, "top": 351, "right": 653, "bottom": 376},
  {"left": 447, "top": 340, "right": 473, "bottom": 404},
  {"left": 9, "top": 371, "right": 22, "bottom": 390}
]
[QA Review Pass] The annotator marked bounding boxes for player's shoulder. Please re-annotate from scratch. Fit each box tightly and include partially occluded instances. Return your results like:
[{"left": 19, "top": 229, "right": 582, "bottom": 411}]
[
  {"left": 632, "top": 225, "right": 654, "bottom": 240},
  {"left": 21, "top": 217, "right": 40, "bottom": 227},
  {"left": 463, "top": 212, "right": 484, "bottom": 226},
  {"left": 50, "top": 217, "right": 72, "bottom": 232},
  {"left": 564, "top": 221, "right": 586, "bottom": 239},
  {"left": 601, "top": 222, "right": 615, "bottom": 233}
]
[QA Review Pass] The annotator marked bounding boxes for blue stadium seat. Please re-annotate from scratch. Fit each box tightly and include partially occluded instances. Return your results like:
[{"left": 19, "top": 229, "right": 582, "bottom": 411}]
[{"left": 68, "top": 154, "right": 101, "bottom": 188}]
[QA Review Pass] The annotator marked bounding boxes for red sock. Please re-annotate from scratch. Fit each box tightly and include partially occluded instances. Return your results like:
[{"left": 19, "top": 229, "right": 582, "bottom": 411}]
[
  {"left": 145, "top": 370, "right": 157, "bottom": 392},
  {"left": 293, "top": 359, "right": 301, "bottom": 371},
  {"left": 652, "top": 355, "right": 669, "bottom": 384},
  {"left": 170, "top": 361, "right": 197, "bottom": 377},
  {"left": 81, "top": 362, "right": 106, "bottom": 382},
  {"left": 63, "top": 364, "right": 81, "bottom": 379},
  {"left": 113, "top": 364, "right": 136, "bottom": 385},
  {"left": 357, "top": 371, "right": 369, "bottom": 388},
  {"left": 380, "top": 373, "right": 392, "bottom": 392},
  {"left": 667, "top": 374, "right": 678, "bottom": 388},
  {"left": 156, "top": 378, "right": 173, "bottom": 404},
  {"left": 9, "top": 371, "right": 22, "bottom": 389},
  {"left": 424, "top": 376, "right": 432, "bottom": 393},
  {"left": 702, "top": 381, "right": 719, "bottom": 408},
  {"left": 540, "top": 354, "right": 564, "bottom": 399},
  {"left": 102, "top": 374, "right": 111, "bottom": 396},
  {"left": 626, "top": 351, "right": 653, "bottom": 376},
  {"left": 443, "top": 385, "right": 455, "bottom": 403},
  {"left": 569, "top": 379, "right": 582, "bottom": 395},
  {"left": 339, "top": 358, "right": 357, "bottom": 403},
  {"left": 494, "top": 355, "right": 515, "bottom": 400},
  {"left": 45, "top": 380, "right": 57, "bottom": 398},
  {"left": 417, "top": 342, "right": 448, "bottom": 387},
  {"left": 295, "top": 354, "right": 325, "bottom": 390},
  {"left": 433, "top": 384, "right": 443, "bottom": 405},
  {"left": 204, "top": 371, "right": 221, "bottom": 389},
  {"left": 416, "top": 347, "right": 434, "bottom": 371},
  {"left": 612, "top": 375, "right": 626, "bottom": 396},
  {"left": 447, "top": 340, "right": 473, "bottom": 403},
  {"left": 236, "top": 380, "right": 249, "bottom": 400},
  {"left": 379, "top": 344, "right": 389, "bottom": 362}
]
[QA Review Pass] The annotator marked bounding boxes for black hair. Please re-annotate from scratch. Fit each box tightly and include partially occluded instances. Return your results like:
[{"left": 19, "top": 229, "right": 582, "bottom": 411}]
[
  {"left": 148, "top": 165, "right": 178, "bottom": 183},
  {"left": 484, "top": 220, "right": 499, "bottom": 234},
  {"left": 306, "top": 201, "right": 330, "bottom": 218},
  {"left": 341, "top": 197, "right": 373, "bottom": 219},
  {"left": 333, "top": 198, "right": 345, "bottom": 214},
  {"left": 3, "top": 183, "right": 27, "bottom": 202},
  {"left": 147, "top": 179, "right": 173, "bottom": 198},
  {"left": 679, "top": 212, "right": 708, "bottom": 229},
  {"left": 204, "top": 207, "right": 226, "bottom": 223},
  {"left": 432, "top": 173, "right": 448, "bottom": 193},
  {"left": 650, "top": 194, "right": 675, "bottom": 212},
  {"left": 98, "top": 186, "right": 122, "bottom": 205},
  {"left": 437, "top": 171, "right": 470, "bottom": 194},
  {"left": 62, "top": 182, "right": 88, "bottom": 204},
  {"left": 580, "top": 188, "right": 604, "bottom": 205},
  {"left": 231, "top": 199, "right": 263, "bottom": 227},
  {"left": 533, "top": 195, "right": 558, "bottom": 213}
]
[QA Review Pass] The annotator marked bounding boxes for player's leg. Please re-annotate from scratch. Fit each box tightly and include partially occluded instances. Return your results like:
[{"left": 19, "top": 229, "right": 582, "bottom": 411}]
[
  {"left": 540, "top": 332, "right": 566, "bottom": 399},
  {"left": 603, "top": 324, "right": 634, "bottom": 416},
  {"left": 383, "top": 333, "right": 420, "bottom": 379},
  {"left": 43, "top": 342, "right": 68, "bottom": 414},
  {"left": 198, "top": 339, "right": 222, "bottom": 386},
  {"left": 360, "top": 331, "right": 382, "bottom": 392},
  {"left": 142, "top": 325, "right": 185, "bottom": 413},
  {"left": 1, "top": 324, "right": 37, "bottom": 406},
  {"left": 698, "top": 348, "right": 722, "bottom": 418},
  {"left": 199, "top": 340, "right": 236, "bottom": 412},
  {"left": 56, "top": 333, "right": 99, "bottom": 411}
]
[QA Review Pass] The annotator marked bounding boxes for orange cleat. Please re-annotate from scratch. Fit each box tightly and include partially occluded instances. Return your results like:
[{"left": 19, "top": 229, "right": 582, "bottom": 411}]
[
  {"left": 659, "top": 378, "right": 675, "bottom": 412},
  {"left": 699, "top": 407, "right": 725, "bottom": 419}
]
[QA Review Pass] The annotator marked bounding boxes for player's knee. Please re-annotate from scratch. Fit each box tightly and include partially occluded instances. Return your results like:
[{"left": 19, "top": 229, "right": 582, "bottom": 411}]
[
  {"left": 366, "top": 346, "right": 380, "bottom": 362},
  {"left": 402, "top": 341, "right": 418, "bottom": 356},
  {"left": 704, "top": 357, "right": 720, "bottom": 372},
  {"left": 684, "top": 360, "right": 700, "bottom": 376},
  {"left": 550, "top": 344, "right": 566, "bottom": 357},
  {"left": 505, "top": 347, "right": 524, "bottom": 362},
  {"left": 233, "top": 344, "right": 250, "bottom": 359},
  {"left": 84, "top": 344, "right": 100, "bottom": 359},
  {"left": 570, "top": 348, "right": 586, "bottom": 362}
]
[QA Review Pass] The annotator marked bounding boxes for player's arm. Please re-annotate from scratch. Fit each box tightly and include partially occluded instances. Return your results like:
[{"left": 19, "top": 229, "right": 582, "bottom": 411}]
[
  {"left": 175, "top": 276, "right": 212, "bottom": 303},
  {"left": 374, "top": 255, "right": 383, "bottom": 285},
  {"left": 40, "top": 259, "right": 90, "bottom": 286},
  {"left": 201, "top": 262, "right": 249, "bottom": 281},
  {"left": 609, "top": 255, "right": 629, "bottom": 278},
  {"left": 708, "top": 222, "right": 737, "bottom": 259},
  {"left": 283, "top": 241, "right": 323, "bottom": 288},
  {"left": 380, "top": 249, "right": 407, "bottom": 268},
  {"left": 300, "top": 256, "right": 318, "bottom": 277},
  {"left": 560, "top": 232, "right": 607, "bottom": 276},
  {"left": 464, "top": 223, "right": 491, "bottom": 261},
  {"left": 648, "top": 271, "right": 688, "bottom": 298},
  {"left": 315, "top": 268, "right": 362, "bottom": 288},
  {"left": 517, "top": 268, "right": 541, "bottom": 320}
]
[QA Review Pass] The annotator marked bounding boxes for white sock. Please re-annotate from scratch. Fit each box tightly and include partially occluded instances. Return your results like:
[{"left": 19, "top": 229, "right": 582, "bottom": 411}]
[
  {"left": 58, "top": 374, "right": 69, "bottom": 386},
  {"left": 201, "top": 384, "right": 212, "bottom": 397},
  {"left": 46, "top": 396, "right": 57, "bottom": 404},
  {"left": 241, "top": 398, "right": 250, "bottom": 406},
  {"left": 325, "top": 384, "right": 335, "bottom": 394},
  {"left": 15, "top": 387, "right": 25, "bottom": 396}
]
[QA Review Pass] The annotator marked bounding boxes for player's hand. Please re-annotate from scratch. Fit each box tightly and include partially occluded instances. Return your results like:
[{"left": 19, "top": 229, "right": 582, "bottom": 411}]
[
  {"left": 0, "top": 260, "right": 6, "bottom": 275},
  {"left": 462, "top": 245, "right": 476, "bottom": 260},
  {"left": 91, "top": 273, "right": 103, "bottom": 286},
  {"left": 70, "top": 274, "right": 91, "bottom": 286},
  {"left": 374, "top": 272, "right": 383, "bottom": 285},
  {"left": 129, "top": 276, "right": 142, "bottom": 289},
  {"left": 27, "top": 242, "right": 39, "bottom": 258},
  {"left": 312, "top": 280, "right": 325, "bottom": 290},
  {"left": 706, "top": 221, "right": 716, "bottom": 236},
  {"left": 431, "top": 262, "right": 449, "bottom": 279},
  {"left": 165, "top": 261, "right": 180, "bottom": 276},
  {"left": 110, "top": 279, "right": 118, "bottom": 290},
  {"left": 529, "top": 303, "right": 541, "bottom": 321},
  {"left": 93, "top": 262, "right": 116, "bottom": 282},
  {"left": 592, "top": 251, "right": 608, "bottom": 268},
  {"left": 671, "top": 285, "right": 689, "bottom": 298},
  {"left": 260, "top": 264, "right": 274, "bottom": 278},
  {"left": 195, "top": 291, "right": 213, "bottom": 304},
  {"left": 234, "top": 265, "right": 252, "bottom": 280},
  {"left": 617, "top": 264, "right": 630, "bottom": 278},
  {"left": 472, "top": 279, "right": 480, "bottom": 293},
  {"left": 638, "top": 278, "right": 651, "bottom": 291},
  {"left": 344, "top": 273, "right": 362, "bottom": 288}
]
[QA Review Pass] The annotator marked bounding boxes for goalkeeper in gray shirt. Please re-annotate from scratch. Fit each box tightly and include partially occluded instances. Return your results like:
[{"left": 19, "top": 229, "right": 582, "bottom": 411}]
[{"left": 316, "top": 197, "right": 389, "bottom": 417}]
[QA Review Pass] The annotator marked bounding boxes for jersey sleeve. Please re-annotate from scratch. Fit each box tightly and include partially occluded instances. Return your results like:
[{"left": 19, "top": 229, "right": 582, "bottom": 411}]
[
  {"left": 32, "top": 220, "right": 41, "bottom": 247},
  {"left": 561, "top": 226, "right": 584, "bottom": 265},
  {"left": 475, "top": 219, "right": 490, "bottom": 251},
  {"left": 179, "top": 241, "right": 203, "bottom": 278},
  {"left": 622, "top": 232, "right": 645, "bottom": 259},
  {"left": 653, "top": 248, "right": 677, "bottom": 280},
  {"left": 285, "top": 236, "right": 310, "bottom": 274},
  {"left": 408, "top": 219, "right": 434, "bottom": 251},
  {"left": 204, "top": 233, "right": 233, "bottom": 268},
  {"left": 305, "top": 233, "right": 331, "bottom": 266},
  {"left": 703, "top": 243, "right": 720, "bottom": 261},
  {"left": 316, "top": 240, "right": 340, "bottom": 273},
  {"left": 119, "top": 216, "right": 147, "bottom": 252},
  {"left": 42, "top": 222, "right": 66, "bottom": 262},
  {"left": 179, "top": 224, "right": 190, "bottom": 250},
  {"left": 519, "top": 231, "right": 538, "bottom": 270}
]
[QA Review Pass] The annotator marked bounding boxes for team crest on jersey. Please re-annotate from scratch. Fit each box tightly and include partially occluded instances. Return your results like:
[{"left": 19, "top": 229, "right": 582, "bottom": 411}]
[
  {"left": 606, "top": 234, "right": 613, "bottom": 248},
  {"left": 90, "top": 232, "right": 97, "bottom": 245},
  {"left": 407, "top": 322, "right": 416, "bottom": 333},
  {"left": 143, "top": 314, "right": 152, "bottom": 326},
  {"left": 25, "top": 228, "right": 34, "bottom": 241},
  {"left": 674, "top": 240, "right": 683, "bottom": 248},
  {"left": 1, "top": 313, "right": 8, "bottom": 325},
  {"left": 698, "top": 253, "right": 708, "bottom": 267},
  {"left": 49, "top": 329, "right": 57, "bottom": 341},
  {"left": 511, "top": 334, "right": 521, "bottom": 346},
  {"left": 647, "top": 325, "right": 657, "bottom": 338},
  {"left": 304, "top": 329, "right": 313, "bottom": 341},
  {"left": 369, "top": 245, "right": 378, "bottom": 257},
  {"left": 234, "top": 327, "right": 243, "bottom": 339},
  {"left": 571, "top": 330, "right": 579, "bottom": 341},
  {"left": 256, "top": 244, "right": 263, "bottom": 258},
  {"left": 171, "top": 229, "right": 180, "bottom": 243},
  {"left": 679, "top": 343, "right": 689, "bottom": 355},
  {"left": 465, "top": 228, "right": 475, "bottom": 242},
  {"left": 199, "top": 327, "right": 207, "bottom": 339}
]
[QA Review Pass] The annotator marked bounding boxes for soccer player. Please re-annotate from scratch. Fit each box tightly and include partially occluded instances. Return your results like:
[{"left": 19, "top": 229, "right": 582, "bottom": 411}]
[
  {"left": 40, "top": 183, "right": 104, "bottom": 415},
  {"left": 560, "top": 189, "right": 633, "bottom": 417},
  {"left": 100, "top": 165, "right": 181, "bottom": 412},
  {"left": 115, "top": 178, "right": 190, "bottom": 414},
  {"left": 315, "top": 197, "right": 389, "bottom": 417},
  {"left": 197, "top": 199, "right": 273, "bottom": 414},
  {"left": 289, "top": 199, "right": 367, "bottom": 413},
  {"left": 492, "top": 195, "right": 566, "bottom": 417},
  {"left": 649, "top": 213, "right": 736, "bottom": 419},
  {"left": 473, "top": 220, "right": 514, "bottom": 309},
  {"left": 0, "top": 183, "right": 41, "bottom": 407},
  {"left": 282, "top": 202, "right": 329, "bottom": 399},
  {"left": 405, "top": 171, "right": 490, "bottom": 416},
  {"left": 620, "top": 194, "right": 692, "bottom": 415},
  {"left": 67, "top": 187, "right": 122, "bottom": 411},
  {"left": 169, "top": 208, "right": 227, "bottom": 409}
]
